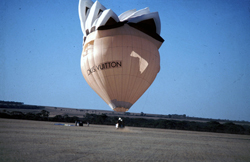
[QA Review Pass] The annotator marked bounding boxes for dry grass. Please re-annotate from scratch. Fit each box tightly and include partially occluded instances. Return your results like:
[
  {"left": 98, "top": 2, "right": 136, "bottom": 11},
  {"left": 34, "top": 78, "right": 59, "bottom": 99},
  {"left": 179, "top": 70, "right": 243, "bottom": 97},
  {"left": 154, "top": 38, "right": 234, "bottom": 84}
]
[{"left": 0, "top": 118, "right": 250, "bottom": 162}]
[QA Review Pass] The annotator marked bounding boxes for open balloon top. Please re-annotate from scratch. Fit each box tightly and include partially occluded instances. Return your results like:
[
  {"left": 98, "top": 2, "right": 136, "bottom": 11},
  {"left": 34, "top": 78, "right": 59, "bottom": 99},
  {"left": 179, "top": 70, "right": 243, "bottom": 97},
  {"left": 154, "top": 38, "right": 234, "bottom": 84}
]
[{"left": 79, "top": 0, "right": 164, "bottom": 43}]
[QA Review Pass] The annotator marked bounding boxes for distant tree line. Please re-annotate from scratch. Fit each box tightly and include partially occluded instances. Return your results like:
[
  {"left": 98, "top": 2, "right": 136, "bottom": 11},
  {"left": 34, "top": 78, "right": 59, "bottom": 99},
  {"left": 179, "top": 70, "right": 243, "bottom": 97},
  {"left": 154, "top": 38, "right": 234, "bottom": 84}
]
[
  {"left": 0, "top": 110, "right": 249, "bottom": 135},
  {"left": 0, "top": 110, "right": 50, "bottom": 121},
  {"left": 0, "top": 101, "right": 45, "bottom": 109},
  {"left": 123, "top": 118, "right": 250, "bottom": 135},
  {"left": 0, "top": 100, "right": 24, "bottom": 105}
]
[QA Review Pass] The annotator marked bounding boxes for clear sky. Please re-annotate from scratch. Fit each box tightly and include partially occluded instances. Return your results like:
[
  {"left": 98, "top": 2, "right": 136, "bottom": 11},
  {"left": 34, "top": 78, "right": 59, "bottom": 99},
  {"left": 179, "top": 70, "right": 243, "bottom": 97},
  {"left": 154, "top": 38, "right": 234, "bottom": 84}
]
[{"left": 1, "top": 0, "right": 250, "bottom": 121}]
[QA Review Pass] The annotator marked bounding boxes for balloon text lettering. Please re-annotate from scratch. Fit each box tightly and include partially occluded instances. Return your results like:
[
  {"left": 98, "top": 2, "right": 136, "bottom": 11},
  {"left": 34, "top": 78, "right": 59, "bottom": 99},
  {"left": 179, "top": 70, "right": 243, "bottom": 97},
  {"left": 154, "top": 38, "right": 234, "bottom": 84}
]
[{"left": 87, "top": 61, "right": 122, "bottom": 75}]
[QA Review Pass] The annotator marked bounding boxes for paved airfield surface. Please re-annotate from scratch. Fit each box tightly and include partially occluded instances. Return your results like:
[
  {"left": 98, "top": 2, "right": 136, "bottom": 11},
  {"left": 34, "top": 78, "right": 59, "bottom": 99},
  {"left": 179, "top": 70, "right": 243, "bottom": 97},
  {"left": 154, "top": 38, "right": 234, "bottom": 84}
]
[{"left": 0, "top": 118, "right": 250, "bottom": 161}]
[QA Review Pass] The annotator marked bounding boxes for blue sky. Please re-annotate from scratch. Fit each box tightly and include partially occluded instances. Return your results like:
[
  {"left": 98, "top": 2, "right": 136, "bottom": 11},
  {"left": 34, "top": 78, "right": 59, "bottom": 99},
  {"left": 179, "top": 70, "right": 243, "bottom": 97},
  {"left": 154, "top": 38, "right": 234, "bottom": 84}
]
[{"left": 1, "top": 0, "right": 250, "bottom": 121}]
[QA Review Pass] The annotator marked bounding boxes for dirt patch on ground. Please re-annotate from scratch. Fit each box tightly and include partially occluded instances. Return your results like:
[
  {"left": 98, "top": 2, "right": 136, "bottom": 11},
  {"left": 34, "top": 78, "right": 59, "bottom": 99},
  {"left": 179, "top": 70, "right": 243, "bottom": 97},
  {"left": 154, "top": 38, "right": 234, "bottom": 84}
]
[{"left": 0, "top": 118, "right": 249, "bottom": 161}]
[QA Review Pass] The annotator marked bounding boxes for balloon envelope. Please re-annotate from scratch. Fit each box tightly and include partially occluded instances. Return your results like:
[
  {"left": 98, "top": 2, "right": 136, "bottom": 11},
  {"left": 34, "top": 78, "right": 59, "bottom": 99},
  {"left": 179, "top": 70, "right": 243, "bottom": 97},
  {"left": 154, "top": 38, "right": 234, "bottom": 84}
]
[{"left": 79, "top": 0, "right": 164, "bottom": 112}]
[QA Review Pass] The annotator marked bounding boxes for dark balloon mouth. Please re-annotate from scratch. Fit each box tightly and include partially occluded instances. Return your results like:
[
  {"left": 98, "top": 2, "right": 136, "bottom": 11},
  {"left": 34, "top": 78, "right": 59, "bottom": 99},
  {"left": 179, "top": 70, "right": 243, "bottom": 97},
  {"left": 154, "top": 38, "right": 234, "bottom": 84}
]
[{"left": 113, "top": 107, "right": 130, "bottom": 112}]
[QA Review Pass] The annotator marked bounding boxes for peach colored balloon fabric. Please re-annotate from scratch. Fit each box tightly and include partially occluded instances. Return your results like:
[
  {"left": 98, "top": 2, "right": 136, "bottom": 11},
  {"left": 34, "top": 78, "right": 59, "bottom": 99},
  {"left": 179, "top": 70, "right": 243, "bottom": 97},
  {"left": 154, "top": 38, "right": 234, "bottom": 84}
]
[{"left": 81, "top": 25, "right": 162, "bottom": 112}]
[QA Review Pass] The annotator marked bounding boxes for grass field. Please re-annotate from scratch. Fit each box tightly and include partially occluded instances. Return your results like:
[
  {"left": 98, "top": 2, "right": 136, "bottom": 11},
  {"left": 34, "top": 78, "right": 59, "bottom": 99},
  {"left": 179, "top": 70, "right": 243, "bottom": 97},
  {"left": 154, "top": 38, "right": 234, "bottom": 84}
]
[{"left": 0, "top": 118, "right": 250, "bottom": 161}]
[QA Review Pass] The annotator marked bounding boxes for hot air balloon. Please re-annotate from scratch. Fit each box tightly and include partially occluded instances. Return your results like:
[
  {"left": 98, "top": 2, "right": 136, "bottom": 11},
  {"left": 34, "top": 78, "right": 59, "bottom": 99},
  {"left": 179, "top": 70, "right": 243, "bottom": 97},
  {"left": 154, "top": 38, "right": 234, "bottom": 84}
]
[{"left": 79, "top": 0, "right": 164, "bottom": 112}]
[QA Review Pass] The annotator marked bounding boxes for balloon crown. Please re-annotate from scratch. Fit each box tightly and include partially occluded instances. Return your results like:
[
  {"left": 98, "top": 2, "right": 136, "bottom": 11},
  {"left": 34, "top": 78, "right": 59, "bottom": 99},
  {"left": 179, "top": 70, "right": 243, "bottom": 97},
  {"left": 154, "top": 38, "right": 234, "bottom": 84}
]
[{"left": 79, "top": 0, "right": 164, "bottom": 43}]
